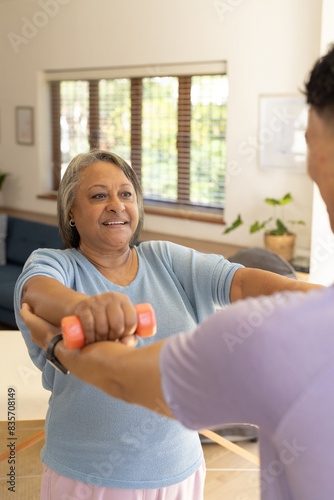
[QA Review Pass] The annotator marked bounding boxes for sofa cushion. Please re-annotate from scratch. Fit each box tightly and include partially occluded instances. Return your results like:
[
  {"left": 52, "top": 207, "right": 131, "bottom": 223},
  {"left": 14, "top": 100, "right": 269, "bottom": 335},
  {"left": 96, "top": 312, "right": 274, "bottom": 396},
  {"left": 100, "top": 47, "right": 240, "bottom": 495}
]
[
  {"left": 0, "top": 308, "right": 16, "bottom": 328},
  {"left": 0, "top": 214, "right": 8, "bottom": 266},
  {"left": 227, "top": 247, "right": 297, "bottom": 279},
  {"left": 0, "top": 263, "right": 22, "bottom": 311},
  {"left": 6, "top": 216, "right": 63, "bottom": 266}
]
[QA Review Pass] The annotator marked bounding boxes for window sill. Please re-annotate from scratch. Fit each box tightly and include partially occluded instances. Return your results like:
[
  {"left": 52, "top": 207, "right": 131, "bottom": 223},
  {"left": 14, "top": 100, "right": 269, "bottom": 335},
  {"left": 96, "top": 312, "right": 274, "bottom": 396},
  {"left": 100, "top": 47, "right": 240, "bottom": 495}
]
[
  {"left": 37, "top": 194, "right": 225, "bottom": 225},
  {"left": 37, "top": 192, "right": 57, "bottom": 201},
  {"left": 143, "top": 202, "right": 225, "bottom": 224}
]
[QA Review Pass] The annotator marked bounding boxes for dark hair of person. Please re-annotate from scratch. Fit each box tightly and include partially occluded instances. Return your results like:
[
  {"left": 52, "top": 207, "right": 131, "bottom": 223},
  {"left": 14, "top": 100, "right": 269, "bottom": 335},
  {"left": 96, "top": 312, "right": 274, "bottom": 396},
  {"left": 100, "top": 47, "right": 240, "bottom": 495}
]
[{"left": 305, "top": 43, "right": 334, "bottom": 119}]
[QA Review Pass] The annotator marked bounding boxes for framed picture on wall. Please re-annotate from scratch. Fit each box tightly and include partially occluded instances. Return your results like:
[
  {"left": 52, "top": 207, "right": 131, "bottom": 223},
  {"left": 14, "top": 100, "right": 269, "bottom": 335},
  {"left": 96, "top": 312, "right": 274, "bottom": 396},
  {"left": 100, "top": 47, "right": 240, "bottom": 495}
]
[
  {"left": 258, "top": 95, "right": 307, "bottom": 172},
  {"left": 16, "top": 106, "right": 34, "bottom": 145}
]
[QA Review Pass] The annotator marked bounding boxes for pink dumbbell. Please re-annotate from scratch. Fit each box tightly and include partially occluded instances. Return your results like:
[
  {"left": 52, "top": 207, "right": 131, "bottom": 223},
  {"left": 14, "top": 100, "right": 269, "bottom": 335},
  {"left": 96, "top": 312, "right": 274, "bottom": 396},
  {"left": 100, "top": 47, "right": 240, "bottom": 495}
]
[{"left": 61, "top": 303, "right": 156, "bottom": 350}]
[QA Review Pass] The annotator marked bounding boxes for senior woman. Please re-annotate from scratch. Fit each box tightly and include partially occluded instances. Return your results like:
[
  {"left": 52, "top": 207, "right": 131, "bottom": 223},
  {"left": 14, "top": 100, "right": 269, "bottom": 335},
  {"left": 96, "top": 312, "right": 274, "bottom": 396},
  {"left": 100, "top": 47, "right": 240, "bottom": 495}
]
[{"left": 14, "top": 149, "right": 319, "bottom": 500}]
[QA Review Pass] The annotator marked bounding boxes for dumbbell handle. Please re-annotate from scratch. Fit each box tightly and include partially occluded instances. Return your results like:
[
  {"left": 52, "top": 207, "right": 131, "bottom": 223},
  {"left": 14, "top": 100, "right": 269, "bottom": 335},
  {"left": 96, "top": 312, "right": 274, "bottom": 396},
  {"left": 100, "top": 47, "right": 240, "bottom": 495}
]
[{"left": 61, "top": 303, "right": 156, "bottom": 350}]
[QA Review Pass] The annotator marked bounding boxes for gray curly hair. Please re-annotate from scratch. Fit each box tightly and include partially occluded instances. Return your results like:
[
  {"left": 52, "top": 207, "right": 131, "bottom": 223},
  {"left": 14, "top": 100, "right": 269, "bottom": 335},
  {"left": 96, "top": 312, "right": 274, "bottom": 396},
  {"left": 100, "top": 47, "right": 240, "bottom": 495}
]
[{"left": 57, "top": 149, "right": 144, "bottom": 249}]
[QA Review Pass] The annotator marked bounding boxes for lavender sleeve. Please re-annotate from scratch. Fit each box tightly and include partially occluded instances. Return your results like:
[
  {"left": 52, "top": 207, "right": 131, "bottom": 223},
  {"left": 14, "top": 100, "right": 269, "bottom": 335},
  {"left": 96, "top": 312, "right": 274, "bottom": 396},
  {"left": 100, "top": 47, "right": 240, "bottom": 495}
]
[
  {"left": 159, "top": 294, "right": 275, "bottom": 431},
  {"left": 159, "top": 288, "right": 334, "bottom": 432},
  {"left": 160, "top": 286, "right": 334, "bottom": 500}
]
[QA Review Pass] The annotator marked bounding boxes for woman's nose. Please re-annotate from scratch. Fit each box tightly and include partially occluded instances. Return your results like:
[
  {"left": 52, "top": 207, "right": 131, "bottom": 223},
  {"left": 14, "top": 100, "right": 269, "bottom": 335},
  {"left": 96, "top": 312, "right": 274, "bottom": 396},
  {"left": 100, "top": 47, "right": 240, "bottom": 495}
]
[{"left": 106, "top": 195, "right": 125, "bottom": 214}]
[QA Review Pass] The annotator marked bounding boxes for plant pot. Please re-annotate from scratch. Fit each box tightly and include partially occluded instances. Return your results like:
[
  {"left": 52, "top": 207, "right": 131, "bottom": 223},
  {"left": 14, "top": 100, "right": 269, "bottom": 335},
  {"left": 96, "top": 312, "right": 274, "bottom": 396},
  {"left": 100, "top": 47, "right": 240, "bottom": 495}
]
[{"left": 264, "top": 233, "right": 296, "bottom": 262}]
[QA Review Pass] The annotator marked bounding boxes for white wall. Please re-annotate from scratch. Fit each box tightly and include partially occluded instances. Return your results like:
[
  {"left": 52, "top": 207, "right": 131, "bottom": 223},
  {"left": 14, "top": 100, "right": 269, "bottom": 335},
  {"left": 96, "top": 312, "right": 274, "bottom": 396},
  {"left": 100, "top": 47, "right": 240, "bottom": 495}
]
[{"left": 0, "top": 0, "right": 322, "bottom": 254}]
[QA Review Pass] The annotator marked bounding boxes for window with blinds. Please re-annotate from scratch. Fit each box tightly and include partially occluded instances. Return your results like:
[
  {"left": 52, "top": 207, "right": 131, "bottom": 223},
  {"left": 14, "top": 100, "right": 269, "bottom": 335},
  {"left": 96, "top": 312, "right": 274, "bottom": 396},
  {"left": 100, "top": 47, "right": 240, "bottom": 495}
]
[{"left": 49, "top": 63, "right": 228, "bottom": 217}]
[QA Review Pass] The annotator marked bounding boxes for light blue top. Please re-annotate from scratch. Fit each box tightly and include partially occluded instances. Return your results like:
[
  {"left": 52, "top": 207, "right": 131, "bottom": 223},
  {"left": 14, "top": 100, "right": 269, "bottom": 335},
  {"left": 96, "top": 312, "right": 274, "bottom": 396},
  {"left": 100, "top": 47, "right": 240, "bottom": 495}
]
[{"left": 14, "top": 240, "right": 242, "bottom": 489}]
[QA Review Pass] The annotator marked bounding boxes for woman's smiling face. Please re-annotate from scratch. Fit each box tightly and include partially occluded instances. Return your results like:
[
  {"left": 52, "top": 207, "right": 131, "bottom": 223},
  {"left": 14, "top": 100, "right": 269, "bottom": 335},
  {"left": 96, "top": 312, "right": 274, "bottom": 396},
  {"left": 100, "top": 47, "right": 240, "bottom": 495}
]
[{"left": 70, "top": 162, "right": 139, "bottom": 253}]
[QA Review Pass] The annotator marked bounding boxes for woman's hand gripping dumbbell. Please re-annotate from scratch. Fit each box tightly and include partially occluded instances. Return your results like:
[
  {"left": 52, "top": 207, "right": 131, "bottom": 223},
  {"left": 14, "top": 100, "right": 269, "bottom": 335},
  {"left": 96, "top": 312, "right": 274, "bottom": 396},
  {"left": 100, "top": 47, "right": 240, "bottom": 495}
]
[{"left": 61, "top": 303, "right": 157, "bottom": 349}]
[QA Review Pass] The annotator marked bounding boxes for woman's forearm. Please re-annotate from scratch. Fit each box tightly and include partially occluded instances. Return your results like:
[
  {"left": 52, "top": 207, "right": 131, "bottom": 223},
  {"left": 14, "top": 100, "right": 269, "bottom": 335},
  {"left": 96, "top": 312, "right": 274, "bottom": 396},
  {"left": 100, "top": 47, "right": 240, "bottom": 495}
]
[
  {"left": 54, "top": 337, "right": 173, "bottom": 417},
  {"left": 21, "top": 276, "right": 87, "bottom": 325},
  {"left": 21, "top": 283, "right": 140, "bottom": 346},
  {"left": 230, "top": 268, "right": 322, "bottom": 303},
  {"left": 19, "top": 302, "right": 166, "bottom": 410}
]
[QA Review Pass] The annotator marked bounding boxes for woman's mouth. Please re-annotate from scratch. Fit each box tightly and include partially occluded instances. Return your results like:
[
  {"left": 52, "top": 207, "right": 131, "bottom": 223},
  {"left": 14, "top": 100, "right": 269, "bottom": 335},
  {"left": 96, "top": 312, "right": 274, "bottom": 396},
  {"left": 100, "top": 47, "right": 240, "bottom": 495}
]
[{"left": 102, "top": 220, "right": 127, "bottom": 226}]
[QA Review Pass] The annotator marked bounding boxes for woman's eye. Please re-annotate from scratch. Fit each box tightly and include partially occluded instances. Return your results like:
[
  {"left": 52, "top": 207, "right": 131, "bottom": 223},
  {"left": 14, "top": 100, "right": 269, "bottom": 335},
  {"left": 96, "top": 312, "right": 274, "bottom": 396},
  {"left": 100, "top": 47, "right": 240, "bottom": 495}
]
[
  {"left": 91, "top": 193, "right": 106, "bottom": 199},
  {"left": 121, "top": 191, "right": 132, "bottom": 198}
]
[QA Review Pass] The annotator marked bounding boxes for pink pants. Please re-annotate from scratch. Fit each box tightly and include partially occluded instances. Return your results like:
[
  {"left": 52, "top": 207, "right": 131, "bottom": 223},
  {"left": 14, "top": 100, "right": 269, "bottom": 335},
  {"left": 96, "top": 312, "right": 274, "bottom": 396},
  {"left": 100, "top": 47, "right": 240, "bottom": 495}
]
[{"left": 40, "top": 461, "right": 206, "bottom": 500}]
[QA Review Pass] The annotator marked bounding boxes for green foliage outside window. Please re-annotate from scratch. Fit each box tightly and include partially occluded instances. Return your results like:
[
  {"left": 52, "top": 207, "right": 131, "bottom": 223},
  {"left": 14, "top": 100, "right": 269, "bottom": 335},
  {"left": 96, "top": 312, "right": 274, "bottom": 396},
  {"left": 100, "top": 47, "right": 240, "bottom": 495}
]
[{"left": 57, "top": 73, "right": 228, "bottom": 210}]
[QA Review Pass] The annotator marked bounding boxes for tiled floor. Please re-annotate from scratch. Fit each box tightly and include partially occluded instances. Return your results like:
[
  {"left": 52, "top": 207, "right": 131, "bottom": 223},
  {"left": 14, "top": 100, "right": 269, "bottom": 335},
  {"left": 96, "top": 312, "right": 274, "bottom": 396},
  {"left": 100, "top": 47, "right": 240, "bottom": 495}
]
[{"left": 0, "top": 420, "right": 260, "bottom": 500}]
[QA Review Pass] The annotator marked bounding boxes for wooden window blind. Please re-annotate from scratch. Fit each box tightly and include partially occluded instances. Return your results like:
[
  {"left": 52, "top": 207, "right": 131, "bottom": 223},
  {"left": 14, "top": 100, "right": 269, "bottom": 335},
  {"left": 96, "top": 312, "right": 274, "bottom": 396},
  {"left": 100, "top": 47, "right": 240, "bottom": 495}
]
[
  {"left": 177, "top": 76, "right": 191, "bottom": 204},
  {"left": 49, "top": 64, "right": 227, "bottom": 217},
  {"left": 130, "top": 78, "right": 142, "bottom": 182},
  {"left": 50, "top": 81, "right": 61, "bottom": 189},
  {"left": 89, "top": 80, "right": 99, "bottom": 149}
]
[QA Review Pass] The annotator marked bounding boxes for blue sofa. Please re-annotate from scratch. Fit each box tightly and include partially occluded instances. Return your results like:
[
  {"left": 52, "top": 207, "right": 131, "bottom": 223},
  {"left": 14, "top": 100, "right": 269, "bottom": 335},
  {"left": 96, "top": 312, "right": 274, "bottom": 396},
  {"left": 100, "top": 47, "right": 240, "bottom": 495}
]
[{"left": 0, "top": 216, "right": 63, "bottom": 328}]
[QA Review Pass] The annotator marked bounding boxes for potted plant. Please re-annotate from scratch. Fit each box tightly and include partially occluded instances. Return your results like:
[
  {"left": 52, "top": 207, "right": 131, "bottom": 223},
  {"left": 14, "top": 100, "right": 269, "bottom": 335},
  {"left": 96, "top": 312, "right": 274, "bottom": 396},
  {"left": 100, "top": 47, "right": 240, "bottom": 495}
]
[
  {"left": 0, "top": 172, "right": 8, "bottom": 191},
  {"left": 223, "top": 193, "right": 305, "bottom": 262},
  {"left": 0, "top": 171, "right": 9, "bottom": 207}
]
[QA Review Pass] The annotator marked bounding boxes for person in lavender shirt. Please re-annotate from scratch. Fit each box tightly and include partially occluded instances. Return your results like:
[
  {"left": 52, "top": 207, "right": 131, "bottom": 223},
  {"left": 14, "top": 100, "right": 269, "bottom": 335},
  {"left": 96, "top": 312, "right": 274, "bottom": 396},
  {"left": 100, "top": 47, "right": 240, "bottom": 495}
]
[{"left": 20, "top": 44, "right": 334, "bottom": 499}]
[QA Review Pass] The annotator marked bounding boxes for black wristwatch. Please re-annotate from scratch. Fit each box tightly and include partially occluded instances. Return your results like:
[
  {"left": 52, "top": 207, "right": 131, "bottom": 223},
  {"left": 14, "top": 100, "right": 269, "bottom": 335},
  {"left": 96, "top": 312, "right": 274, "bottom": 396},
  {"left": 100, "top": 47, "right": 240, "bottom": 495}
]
[{"left": 46, "top": 334, "right": 69, "bottom": 375}]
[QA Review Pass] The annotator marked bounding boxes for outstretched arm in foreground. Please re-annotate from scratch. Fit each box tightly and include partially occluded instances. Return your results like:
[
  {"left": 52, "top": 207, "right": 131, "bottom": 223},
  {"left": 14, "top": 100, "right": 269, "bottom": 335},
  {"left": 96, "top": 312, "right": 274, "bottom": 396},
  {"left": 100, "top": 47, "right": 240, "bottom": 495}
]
[
  {"left": 20, "top": 304, "right": 172, "bottom": 418},
  {"left": 230, "top": 267, "right": 322, "bottom": 303}
]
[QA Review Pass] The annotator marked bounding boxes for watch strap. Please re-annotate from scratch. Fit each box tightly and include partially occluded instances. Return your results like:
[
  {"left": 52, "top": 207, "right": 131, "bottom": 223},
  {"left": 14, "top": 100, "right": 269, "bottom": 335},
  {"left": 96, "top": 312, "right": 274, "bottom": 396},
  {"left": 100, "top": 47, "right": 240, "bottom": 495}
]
[{"left": 46, "top": 334, "right": 69, "bottom": 375}]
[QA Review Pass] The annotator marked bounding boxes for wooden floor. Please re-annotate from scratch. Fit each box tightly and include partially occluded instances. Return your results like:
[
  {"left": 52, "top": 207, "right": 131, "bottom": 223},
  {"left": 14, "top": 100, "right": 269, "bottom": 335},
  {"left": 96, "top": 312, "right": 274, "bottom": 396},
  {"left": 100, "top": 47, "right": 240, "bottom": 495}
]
[
  {"left": 0, "top": 421, "right": 45, "bottom": 500},
  {"left": 203, "top": 439, "right": 259, "bottom": 499},
  {"left": 0, "top": 420, "right": 260, "bottom": 500}
]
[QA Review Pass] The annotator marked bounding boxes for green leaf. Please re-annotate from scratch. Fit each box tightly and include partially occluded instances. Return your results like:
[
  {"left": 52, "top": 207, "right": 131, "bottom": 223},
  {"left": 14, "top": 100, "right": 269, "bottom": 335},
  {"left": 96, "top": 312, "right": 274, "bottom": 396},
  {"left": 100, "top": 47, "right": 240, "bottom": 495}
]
[
  {"left": 264, "top": 197, "right": 280, "bottom": 206},
  {"left": 0, "top": 173, "right": 8, "bottom": 191},
  {"left": 265, "top": 193, "right": 293, "bottom": 206},
  {"left": 279, "top": 193, "right": 293, "bottom": 205},
  {"left": 288, "top": 219, "right": 305, "bottom": 225},
  {"left": 250, "top": 217, "right": 272, "bottom": 233},
  {"left": 223, "top": 214, "right": 243, "bottom": 234},
  {"left": 268, "top": 218, "right": 289, "bottom": 235}
]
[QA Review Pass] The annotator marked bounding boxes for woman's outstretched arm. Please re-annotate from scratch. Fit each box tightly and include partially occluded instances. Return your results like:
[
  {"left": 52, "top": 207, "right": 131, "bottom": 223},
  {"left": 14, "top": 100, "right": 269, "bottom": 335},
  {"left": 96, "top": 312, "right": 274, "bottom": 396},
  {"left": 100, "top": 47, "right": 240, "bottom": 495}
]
[{"left": 19, "top": 304, "right": 172, "bottom": 417}]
